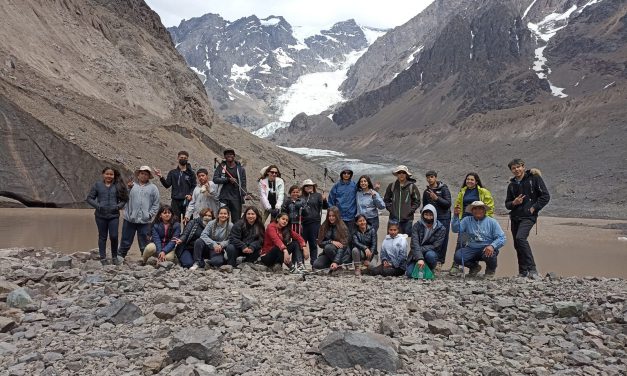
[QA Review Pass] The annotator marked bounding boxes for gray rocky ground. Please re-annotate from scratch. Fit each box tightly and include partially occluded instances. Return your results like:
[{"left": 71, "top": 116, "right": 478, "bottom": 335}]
[{"left": 0, "top": 248, "right": 625, "bottom": 376}]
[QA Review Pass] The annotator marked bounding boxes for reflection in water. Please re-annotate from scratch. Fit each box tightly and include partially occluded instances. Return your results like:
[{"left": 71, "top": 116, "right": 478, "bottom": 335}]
[{"left": 0, "top": 208, "right": 626, "bottom": 278}]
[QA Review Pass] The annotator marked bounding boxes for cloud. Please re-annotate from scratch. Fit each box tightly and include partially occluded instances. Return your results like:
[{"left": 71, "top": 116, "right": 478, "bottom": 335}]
[{"left": 145, "top": 0, "right": 434, "bottom": 29}]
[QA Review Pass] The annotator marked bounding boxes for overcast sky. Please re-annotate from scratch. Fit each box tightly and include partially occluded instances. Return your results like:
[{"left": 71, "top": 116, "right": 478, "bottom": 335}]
[{"left": 145, "top": 0, "right": 434, "bottom": 30}]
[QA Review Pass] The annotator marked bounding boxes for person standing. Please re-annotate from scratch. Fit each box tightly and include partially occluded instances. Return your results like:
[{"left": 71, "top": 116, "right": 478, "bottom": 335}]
[
  {"left": 184, "top": 168, "right": 220, "bottom": 224},
  {"left": 282, "top": 185, "right": 305, "bottom": 235},
  {"left": 86, "top": 167, "right": 128, "bottom": 265},
  {"left": 356, "top": 175, "right": 385, "bottom": 232},
  {"left": 118, "top": 166, "right": 160, "bottom": 261},
  {"left": 258, "top": 165, "right": 285, "bottom": 223},
  {"left": 422, "top": 170, "right": 452, "bottom": 271},
  {"left": 452, "top": 201, "right": 506, "bottom": 278},
  {"left": 384, "top": 165, "right": 421, "bottom": 235},
  {"left": 328, "top": 166, "right": 358, "bottom": 233},
  {"left": 155, "top": 151, "right": 196, "bottom": 220},
  {"left": 505, "top": 158, "right": 550, "bottom": 279},
  {"left": 300, "top": 179, "right": 327, "bottom": 267},
  {"left": 213, "top": 148, "right": 247, "bottom": 222}
]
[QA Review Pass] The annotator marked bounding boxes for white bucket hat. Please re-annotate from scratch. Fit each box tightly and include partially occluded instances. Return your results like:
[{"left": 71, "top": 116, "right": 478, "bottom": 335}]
[
  {"left": 392, "top": 165, "right": 413, "bottom": 177},
  {"left": 465, "top": 201, "right": 490, "bottom": 213},
  {"left": 134, "top": 165, "right": 154, "bottom": 179}
]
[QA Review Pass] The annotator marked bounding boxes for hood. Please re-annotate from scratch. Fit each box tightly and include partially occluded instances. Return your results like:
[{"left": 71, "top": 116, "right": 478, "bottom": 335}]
[
  {"left": 420, "top": 204, "right": 438, "bottom": 226},
  {"left": 426, "top": 181, "right": 446, "bottom": 190},
  {"left": 339, "top": 166, "right": 353, "bottom": 179},
  {"left": 509, "top": 168, "right": 542, "bottom": 183}
]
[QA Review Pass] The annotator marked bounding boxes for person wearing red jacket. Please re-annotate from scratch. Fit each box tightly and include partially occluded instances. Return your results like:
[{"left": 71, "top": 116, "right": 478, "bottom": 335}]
[{"left": 261, "top": 212, "right": 308, "bottom": 273}]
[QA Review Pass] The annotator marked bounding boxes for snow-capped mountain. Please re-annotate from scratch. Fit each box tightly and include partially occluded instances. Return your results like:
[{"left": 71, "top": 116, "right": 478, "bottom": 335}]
[{"left": 168, "top": 15, "right": 386, "bottom": 131}]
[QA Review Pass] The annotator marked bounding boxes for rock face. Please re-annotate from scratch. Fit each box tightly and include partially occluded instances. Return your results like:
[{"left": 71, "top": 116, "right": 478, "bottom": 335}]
[
  {"left": 0, "top": 0, "right": 326, "bottom": 207},
  {"left": 168, "top": 328, "right": 222, "bottom": 364},
  {"left": 169, "top": 15, "right": 383, "bottom": 129},
  {"left": 319, "top": 331, "right": 401, "bottom": 371}
]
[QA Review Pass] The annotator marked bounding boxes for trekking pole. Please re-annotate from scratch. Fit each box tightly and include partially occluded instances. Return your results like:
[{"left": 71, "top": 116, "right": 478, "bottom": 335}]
[
  {"left": 213, "top": 158, "right": 218, "bottom": 169},
  {"left": 220, "top": 163, "right": 258, "bottom": 204},
  {"left": 323, "top": 167, "right": 328, "bottom": 193}
]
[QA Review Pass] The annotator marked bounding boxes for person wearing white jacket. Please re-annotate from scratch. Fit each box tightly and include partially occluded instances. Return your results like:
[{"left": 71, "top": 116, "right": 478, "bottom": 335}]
[
  {"left": 258, "top": 165, "right": 285, "bottom": 223},
  {"left": 184, "top": 168, "right": 220, "bottom": 223}
]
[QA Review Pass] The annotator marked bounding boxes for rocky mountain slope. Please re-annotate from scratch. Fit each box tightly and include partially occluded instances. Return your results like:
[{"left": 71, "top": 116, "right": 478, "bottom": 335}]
[
  {"left": 270, "top": 0, "right": 627, "bottom": 219},
  {"left": 168, "top": 15, "right": 385, "bottom": 130},
  {"left": 0, "top": 0, "right": 325, "bottom": 207},
  {"left": 1, "top": 247, "right": 625, "bottom": 375}
]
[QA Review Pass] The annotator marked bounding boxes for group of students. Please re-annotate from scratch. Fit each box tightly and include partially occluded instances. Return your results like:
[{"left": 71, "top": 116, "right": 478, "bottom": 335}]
[{"left": 86, "top": 148, "right": 550, "bottom": 279}]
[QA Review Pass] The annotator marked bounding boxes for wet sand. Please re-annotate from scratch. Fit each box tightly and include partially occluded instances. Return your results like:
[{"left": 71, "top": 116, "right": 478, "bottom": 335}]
[{"left": 0, "top": 208, "right": 625, "bottom": 278}]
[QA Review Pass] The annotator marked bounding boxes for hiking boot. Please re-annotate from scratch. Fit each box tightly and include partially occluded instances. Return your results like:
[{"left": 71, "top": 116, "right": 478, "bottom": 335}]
[
  {"left": 449, "top": 263, "right": 461, "bottom": 276},
  {"left": 189, "top": 263, "right": 199, "bottom": 271},
  {"left": 100, "top": 259, "right": 109, "bottom": 266},
  {"left": 484, "top": 270, "right": 496, "bottom": 280},
  {"left": 468, "top": 264, "right": 482, "bottom": 277},
  {"left": 517, "top": 271, "right": 528, "bottom": 278}
]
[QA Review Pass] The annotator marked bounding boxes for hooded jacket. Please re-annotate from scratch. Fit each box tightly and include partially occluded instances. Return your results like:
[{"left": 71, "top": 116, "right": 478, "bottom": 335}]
[
  {"left": 380, "top": 234, "right": 408, "bottom": 270},
  {"left": 422, "top": 181, "right": 452, "bottom": 220},
  {"left": 229, "top": 220, "right": 264, "bottom": 251},
  {"left": 352, "top": 225, "right": 378, "bottom": 255},
  {"left": 505, "top": 169, "right": 550, "bottom": 220},
  {"left": 454, "top": 186, "right": 494, "bottom": 219},
  {"left": 159, "top": 164, "right": 196, "bottom": 200},
  {"left": 124, "top": 182, "right": 160, "bottom": 224},
  {"left": 259, "top": 177, "right": 285, "bottom": 211},
  {"left": 185, "top": 182, "right": 220, "bottom": 220},
  {"left": 409, "top": 204, "right": 446, "bottom": 262},
  {"left": 452, "top": 215, "right": 506, "bottom": 250},
  {"left": 384, "top": 178, "right": 421, "bottom": 221},
  {"left": 213, "top": 161, "right": 247, "bottom": 203},
  {"left": 328, "top": 167, "right": 357, "bottom": 222},
  {"left": 200, "top": 219, "right": 233, "bottom": 248}
]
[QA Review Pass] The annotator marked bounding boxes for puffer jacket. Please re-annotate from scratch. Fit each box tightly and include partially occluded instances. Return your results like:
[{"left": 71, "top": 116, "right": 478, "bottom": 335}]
[
  {"left": 380, "top": 234, "right": 408, "bottom": 270},
  {"left": 422, "top": 181, "right": 452, "bottom": 220},
  {"left": 409, "top": 204, "right": 446, "bottom": 262},
  {"left": 352, "top": 225, "right": 378, "bottom": 255},
  {"left": 505, "top": 169, "right": 550, "bottom": 220},
  {"left": 318, "top": 224, "right": 349, "bottom": 264},
  {"left": 229, "top": 220, "right": 264, "bottom": 251},
  {"left": 176, "top": 217, "right": 205, "bottom": 256}
]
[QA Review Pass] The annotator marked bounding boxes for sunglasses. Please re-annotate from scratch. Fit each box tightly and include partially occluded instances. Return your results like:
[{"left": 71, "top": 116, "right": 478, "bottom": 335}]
[
  {"left": 342, "top": 172, "right": 351, "bottom": 175},
  {"left": 268, "top": 171, "right": 278, "bottom": 174}
]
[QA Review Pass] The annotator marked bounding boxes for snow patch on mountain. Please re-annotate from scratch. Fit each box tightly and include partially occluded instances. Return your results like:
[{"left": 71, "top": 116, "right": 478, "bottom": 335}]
[{"left": 260, "top": 17, "right": 282, "bottom": 26}]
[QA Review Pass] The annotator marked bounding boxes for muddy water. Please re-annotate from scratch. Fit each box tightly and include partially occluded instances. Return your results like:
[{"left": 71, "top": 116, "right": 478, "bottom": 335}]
[{"left": 0, "top": 208, "right": 626, "bottom": 278}]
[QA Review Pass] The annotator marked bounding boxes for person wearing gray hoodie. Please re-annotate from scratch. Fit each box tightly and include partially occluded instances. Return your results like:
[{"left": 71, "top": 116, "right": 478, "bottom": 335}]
[
  {"left": 190, "top": 207, "right": 233, "bottom": 270},
  {"left": 118, "top": 166, "right": 160, "bottom": 260},
  {"left": 406, "top": 204, "right": 447, "bottom": 277}
]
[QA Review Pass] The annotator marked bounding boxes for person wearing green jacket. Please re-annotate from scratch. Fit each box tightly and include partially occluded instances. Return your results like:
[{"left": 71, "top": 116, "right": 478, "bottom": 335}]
[{"left": 383, "top": 165, "right": 421, "bottom": 235}]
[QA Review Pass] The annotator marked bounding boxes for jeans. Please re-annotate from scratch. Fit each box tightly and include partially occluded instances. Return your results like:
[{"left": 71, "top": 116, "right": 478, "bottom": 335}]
[
  {"left": 367, "top": 264, "right": 404, "bottom": 277},
  {"left": 193, "top": 239, "right": 225, "bottom": 268},
  {"left": 398, "top": 219, "right": 412, "bottom": 235},
  {"left": 178, "top": 249, "right": 194, "bottom": 268},
  {"left": 118, "top": 220, "right": 150, "bottom": 258},
  {"left": 221, "top": 198, "right": 242, "bottom": 224},
  {"left": 313, "top": 244, "right": 350, "bottom": 270},
  {"left": 170, "top": 198, "right": 186, "bottom": 221},
  {"left": 438, "top": 217, "right": 451, "bottom": 263},
  {"left": 225, "top": 244, "right": 260, "bottom": 267},
  {"left": 351, "top": 247, "right": 374, "bottom": 265},
  {"left": 405, "top": 250, "right": 438, "bottom": 277},
  {"left": 260, "top": 242, "right": 301, "bottom": 267},
  {"left": 344, "top": 219, "right": 356, "bottom": 237},
  {"left": 454, "top": 246, "right": 500, "bottom": 273},
  {"left": 302, "top": 222, "right": 320, "bottom": 266},
  {"left": 95, "top": 216, "right": 119, "bottom": 260},
  {"left": 366, "top": 216, "right": 380, "bottom": 232},
  {"left": 511, "top": 217, "right": 537, "bottom": 274}
]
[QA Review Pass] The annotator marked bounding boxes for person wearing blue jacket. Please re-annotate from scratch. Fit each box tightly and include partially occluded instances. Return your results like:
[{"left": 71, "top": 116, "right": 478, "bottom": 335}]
[
  {"left": 452, "top": 200, "right": 506, "bottom": 278},
  {"left": 356, "top": 175, "right": 385, "bottom": 232},
  {"left": 328, "top": 166, "right": 357, "bottom": 233},
  {"left": 143, "top": 205, "right": 181, "bottom": 264}
]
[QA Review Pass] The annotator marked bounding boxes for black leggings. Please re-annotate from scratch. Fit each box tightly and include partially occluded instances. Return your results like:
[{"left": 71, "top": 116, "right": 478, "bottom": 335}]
[{"left": 260, "top": 242, "right": 301, "bottom": 267}]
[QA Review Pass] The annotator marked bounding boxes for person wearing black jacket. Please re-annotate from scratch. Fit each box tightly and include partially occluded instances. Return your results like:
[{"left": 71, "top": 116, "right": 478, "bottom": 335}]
[
  {"left": 213, "top": 148, "right": 247, "bottom": 222},
  {"left": 407, "top": 204, "right": 447, "bottom": 276},
  {"left": 175, "top": 208, "right": 213, "bottom": 268},
  {"left": 300, "top": 179, "right": 327, "bottom": 266},
  {"left": 505, "top": 159, "right": 551, "bottom": 279},
  {"left": 351, "top": 214, "right": 378, "bottom": 275},
  {"left": 422, "top": 170, "right": 452, "bottom": 269},
  {"left": 226, "top": 206, "right": 265, "bottom": 267},
  {"left": 155, "top": 151, "right": 196, "bottom": 220}
]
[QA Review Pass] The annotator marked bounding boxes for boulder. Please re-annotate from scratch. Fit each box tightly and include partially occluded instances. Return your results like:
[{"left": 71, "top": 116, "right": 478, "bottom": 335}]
[
  {"left": 7, "top": 288, "right": 36, "bottom": 310},
  {"left": 318, "top": 331, "right": 401, "bottom": 372},
  {"left": 154, "top": 304, "right": 177, "bottom": 320},
  {"left": 95, "top": 299, "right": 143, "bottom": 324},
  {"left": 168, "top": 328, "right": 222, "bottom": 364},
  {"left": 427, "top": 319, "right": 460, "bottom": 336},
  {"left": 52, "top": 256, "right": 73, "bottom": 269},
  {"left": 554, "top": 301, "right": 583, "bottom": 318}
]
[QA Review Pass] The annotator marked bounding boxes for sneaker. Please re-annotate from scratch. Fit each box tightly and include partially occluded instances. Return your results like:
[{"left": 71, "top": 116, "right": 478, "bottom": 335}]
[
  {"left": 484, "top": 270, "right": 496, "bottom": 279},
  {"left": 468, "top": 264, "right": 482, "bottom": 277},
  {"left": 449, "top": 264, "right": 461, "bottom": 276},
  {"left": 100, "top": 259, "right": 109, "bottom": 266},
  {"left": 116, "top": 255, "right": 125, "bottom": 265},
  {"left": 289, "top": 264, "right": 300, "bottom": 274},
  {"left": 527, "top": 270, "right": 541, "bottom": 280},
  {"left": 297, "top": 262, "right": 307, "bottom": 273},
  {"left": 517, "top": 271, "right": 528, "bottom": 278},
  {"left": 189, "top": 263, "right": 199, "bottom": 271}
]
